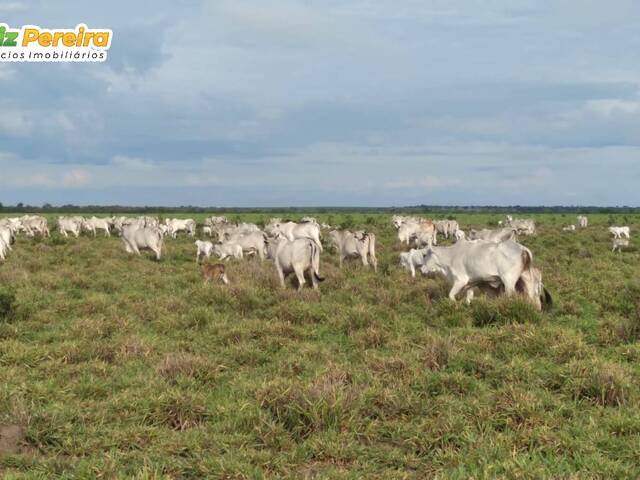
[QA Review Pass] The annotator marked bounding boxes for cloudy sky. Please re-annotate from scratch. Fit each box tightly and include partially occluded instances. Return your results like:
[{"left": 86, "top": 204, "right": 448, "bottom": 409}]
[{"left": 1, "top": 0, "right": 639, "bottom": 206}]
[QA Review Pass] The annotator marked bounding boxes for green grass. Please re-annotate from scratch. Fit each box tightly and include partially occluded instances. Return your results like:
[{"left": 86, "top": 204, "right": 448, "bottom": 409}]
[{"left": 1, "top": 212, "right": 640, "bottom": 478}]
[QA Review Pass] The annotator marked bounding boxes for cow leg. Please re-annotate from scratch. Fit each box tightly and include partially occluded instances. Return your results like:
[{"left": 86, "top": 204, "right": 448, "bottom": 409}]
[
  {"left": 294, "top": 266, "right": 306, "bottom": 291},
  {"left": 310, "top": 268, "right": 319, "bottom": 290},
  {"left": 338, "top": 255, "right": 344, "bottom": 269},
  {"left": 276, "top": 265, "right": 286, "bottom": 288},
  {"left": 220, "top": 273, "right": 229, "bottom": 285},
  {"left": 464, "top": 288, "right": 475, "bottom": 304},
  {"left": 449, "top": 279, "right": 467, "bottom": 301},
  {"left": 410, "top": 263, "right": 416, "bottom": 278}
]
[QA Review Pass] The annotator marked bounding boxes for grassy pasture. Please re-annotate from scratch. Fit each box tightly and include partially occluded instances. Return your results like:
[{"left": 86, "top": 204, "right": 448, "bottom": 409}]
[{"left": 1, "top": 212, "right": 640, "bottom": 478}]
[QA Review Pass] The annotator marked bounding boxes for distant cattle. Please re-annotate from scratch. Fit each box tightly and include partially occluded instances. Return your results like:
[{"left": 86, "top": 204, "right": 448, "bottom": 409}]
[
  {"left": 165, "top": 219, "right": 196, "bottom": 238},
  {"left": 468, "top": 228, "right": 516, "bottom": 242},
  {"left": 562, "top": 225, "right": 576, "bottom": 232},
  {"left": 609, "top": 226, "right": 630, "bottom": 239},
  {"left": 577, "top": 215, "right": 588, "bottom": 228},
  {"left": 328, "top": 230, "right": 377, "bottom": 271},
  {"left": 82, "top": 217, "right": 111, "bottom": 237},
  {"left": 57, "top": 216, "right": 83, "bottom": 238}
]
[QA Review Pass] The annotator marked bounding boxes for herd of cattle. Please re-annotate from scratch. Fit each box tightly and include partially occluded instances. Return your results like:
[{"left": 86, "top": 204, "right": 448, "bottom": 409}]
[{"left": 0, "top": 214, "right": 634, "bottom": 310}]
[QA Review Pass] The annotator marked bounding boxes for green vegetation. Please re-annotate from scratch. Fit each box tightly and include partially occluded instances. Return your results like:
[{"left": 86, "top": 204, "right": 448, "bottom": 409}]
[{"left": 1, "top": 212, "right": 639, "bottom": 478}]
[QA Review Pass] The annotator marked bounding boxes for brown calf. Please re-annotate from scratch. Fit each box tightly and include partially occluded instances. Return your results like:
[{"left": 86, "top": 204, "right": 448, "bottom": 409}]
[{"left": 202, "top": 263, "right": 229, "bottom": 285}]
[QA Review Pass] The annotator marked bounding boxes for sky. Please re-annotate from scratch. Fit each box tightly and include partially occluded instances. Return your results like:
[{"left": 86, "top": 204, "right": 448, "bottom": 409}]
[{"left": 0, "top": 0, "right": 639, "bottom": 207}]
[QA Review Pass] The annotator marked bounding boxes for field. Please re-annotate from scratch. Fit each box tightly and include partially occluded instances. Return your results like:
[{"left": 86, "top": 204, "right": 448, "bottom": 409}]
[{"left": 1, "top": 212, "right": 640, "bottom": 479}]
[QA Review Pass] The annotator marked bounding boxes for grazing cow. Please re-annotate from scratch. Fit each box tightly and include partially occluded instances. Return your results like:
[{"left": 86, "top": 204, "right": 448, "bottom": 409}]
[
  {"left": 202, "top": 226, "right": 213, "bottom": 237},
  {"left": 57, "top": 216, "right": 83, "bottom": 238},
  {"left": 122, "top": 226, "right": 163, "bottom": 260},
  {"left": 212, "top": 242, "right": 244, "bottom": 261},
  {"left": 577, "top": 215, "right": 588, "bottom": 228},
  {"left": 204, "top": 216, "right": 228, "bottom": 228},
  {"left": 399, "top": 248, "right": 427, "bottom": 277},
  {"left": 82, "top": 217, "right": 111, "bottom": 237},
  {"left": 420, "top": 239, "right": 542, "bottom": 308},
  {"left": 216, "top": 222, "right": 261, "bottom": 242},
  {"left": 609, "top": 226, "right": 630, "bottom": 239},
  {"left": 225, "top": 232, "right": 267, "bottom": 260},
  {"left": 563, "top": 225, "right": 576, "bottom": 232},
  {"left": 328, "top": 230, "right": 378, "bottom": 271},
  {"left": 266, "top": 220, "right": 323, "bottom": 251},
  {"left": 454, "top": 229, "right": 466, "bottom": 241},
  {"left": 202, "top": 263, "right": 229, "bottom": 285},
  {"left": 612, "top": 238, "right": 630, "bottom": 253},
  {"left": 271, "top": 238, "right": 324, "bottom": 290},
  {"left": 165, "top": 218, "right": 197, "bottom": 238},
  {"left": 392, "top": 215, "right": 420, "bottom": 229},
  {"left": 469, "top": 267, "right": 552, "bottom": 311},
  {"left": 195, "top": 240, "right": 215, "bottom": 263},
  {"left": 468, "top": 228, "right": 517, "bottom": 242}
]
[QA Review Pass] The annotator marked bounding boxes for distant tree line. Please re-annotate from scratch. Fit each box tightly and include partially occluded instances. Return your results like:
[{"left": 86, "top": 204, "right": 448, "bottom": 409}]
[{"left": 0, "top": 202, "right": 638, "bottom": 214}]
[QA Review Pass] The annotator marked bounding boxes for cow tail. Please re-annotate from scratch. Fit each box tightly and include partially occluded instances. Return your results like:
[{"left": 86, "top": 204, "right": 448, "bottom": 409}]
[
  {"left": 311, "top": 240, "right": 325, "bottom": 282},
  {"left": 521, "top": 248, "right": 533, "bottom": 272},
  {"left": 367, "top": 232, "right": 378, "bottom": 270}
]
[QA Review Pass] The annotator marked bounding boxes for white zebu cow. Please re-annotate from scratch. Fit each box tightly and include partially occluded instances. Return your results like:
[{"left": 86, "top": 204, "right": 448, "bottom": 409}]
[
  {"left": 328, "top": 230, "right": 378, "bottom": 271},
  {"left": 392, "top": 215, "right": 420, "bottom": 229},
  {"left": 212, "top": 242, "right": 244, "bottom": 261},
  {"left": 0, "top": 237, "right": 8, "bottom": 261},
  {"left": 468, "top": 228, "right": 516, "bottom": 243},
  {"left": 225, "top": 232, "right": 267, "bottom": 260},
  {"left": 398, "top": 220, "right": 437, "bottom": 246},
  {"left": 57, "top": 216, "right": 83, "bottom": 238},
  {"left": 420, "top": 239, "right": 545, "bottom": 309},
  {"left": 563, "top": 225, "right": 576, "bottom": 232},
  {"left": 612, "top": 238, "right": 630, "bottom": 253},
  {"left": 399, "top": 248, "right": 427, "bottom": 278},
  {"left": 202, "top": 226, "right": 213, "bottom": 237},
  {"left": 577, "top": 215, "right": 588, "bottom": 228},
  {"left": 122, "top": 226, "right": 163, "bottom": 260},
  {"left": 0, "top": 226, "right": 15, "bottom": 251},
  {"left": 194, "top": 240, "right": 214, "bottom": 263},
  {"left": 20, "top": 215, "right": 49, "bottom": 237},
  {"left": 204, "top": 216, "right": 228, "bottom": 228},
  {"left": 82, "top": 217, "right": 111, "bottom": 237},
  {"left": 507, "top": 218, "right": 536, "bottom": 236},
  {"left": 165, "top": 218, "right": 196, "bottom": 238},
  {"left": 454, "top": 229, "right": 466, "bottom": 242},
  {"left": 609, "top": 226, "right": 630, "bottom": 239},
  {"left": 271, "top": 238, "right": 324, "bottom": 290},
  {"left": 266, "top": 220, "right": 322, "bottom": 251},
  {"left": 216, "top": 222, "right": 260, "bottom": 241},
  {"left": 435, "top": 220, "right": 459, "bottom": 240}
]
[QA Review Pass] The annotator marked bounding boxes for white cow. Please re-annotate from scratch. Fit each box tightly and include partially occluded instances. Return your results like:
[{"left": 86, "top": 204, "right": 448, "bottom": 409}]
[
  {"left": 420, "top": 239, "right": 543, "bottom": 309},
  {"left": 195, "top": 240, "right": 215, "bottom": 263},
  {"left": 212, "top": 242, "right": 244, "bottom": 261},
  {"left": 609, "top": 226, "right": 630, "bottom": 239},
  {"left": 468, "top": 228, "right": 517, "bottom": 242},
  {"left": 507, "top": 218, "right": 536, "bottom": 236},
  {"left": 202, "top": 226, "right": 213, "bottom": 237},
  {"left": 398, "top": 220, "right": 436, "bottom": 246},
  {"left": 0, "top": 237, "right": 8, "bottom": 260},
  {"left": 454, "top": 229, "right": 466, "bottom": 242},
  {"left": 271, "top": 238, "right": 324, "bottom": 290},
  {"left": 82, "top": 217, "right": 111, "bottom": 237},
  {"left": 612, "top": 238, "right": 630, "bottom": 253},
  {"left": 328, "top": 230, "right": 377, "bottom": 271},
  {"left": 577, "top": 215, "right": 588, "bottom": 228},
  {"left": 57, "top": 216, "right": 83, "bottom": 238},
  {"left": 225, "top": 232, "right": 267, "bottom": 260},
  {"left": 122, "top": 226, "right": 163, "bottom": 260},
  {"left": 20, "top": 215, "right": 50, "bottom": 237},
  {"left": 399, "top": 248, "right": 427, "bottom": 277},
  {"left": 0, "top": 227, "right": 14, "bottom": 251},
  {"left": 266, "top": 220, "right": 322, "bottom": 251},
  {"left": 165, "top": 218, "right": 196, "bottom": 238}
]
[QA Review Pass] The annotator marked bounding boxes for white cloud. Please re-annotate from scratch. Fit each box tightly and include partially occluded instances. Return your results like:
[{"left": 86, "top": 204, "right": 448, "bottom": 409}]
[
  {"left": 111, "top": 155, "right": 156, "bottom": 170},
  {"left": 62, "top": 169, "right": 91, "bottom": 188}
]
